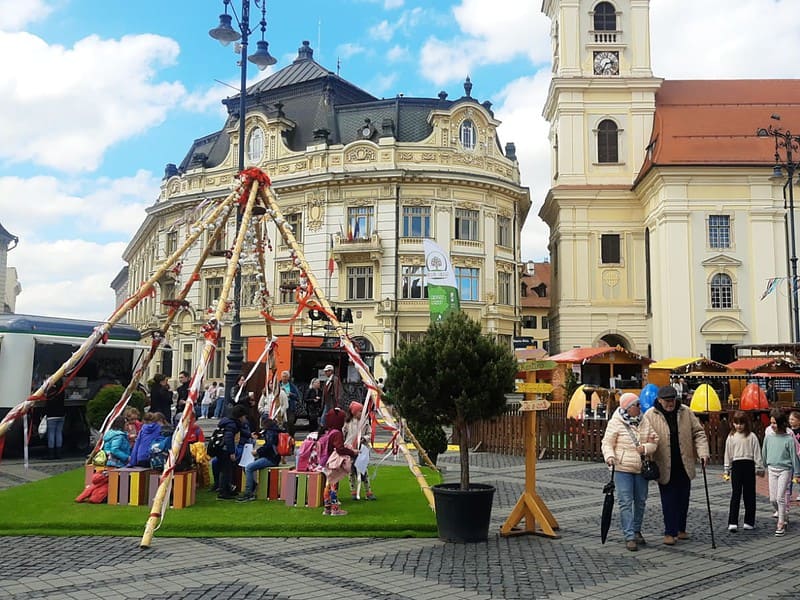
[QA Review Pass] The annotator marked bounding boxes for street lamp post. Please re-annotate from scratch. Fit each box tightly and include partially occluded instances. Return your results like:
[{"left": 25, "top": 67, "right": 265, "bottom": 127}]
[
  {"left": 209, "top": 0, "right": 276, "bottom": 406},
  {"left": 758, "top": 116, "right": 800, "bottom": 343}
]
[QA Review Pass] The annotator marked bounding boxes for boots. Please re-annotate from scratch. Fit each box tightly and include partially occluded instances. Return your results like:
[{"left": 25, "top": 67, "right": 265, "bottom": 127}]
[{"left": 48, "top": 448, "right": 56, "bottom": 460}]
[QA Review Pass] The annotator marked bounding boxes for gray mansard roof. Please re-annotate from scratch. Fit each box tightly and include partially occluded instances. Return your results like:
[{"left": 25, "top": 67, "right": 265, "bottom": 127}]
[{"left": 175, "top": 41, "right": 493, "bottom": 174}]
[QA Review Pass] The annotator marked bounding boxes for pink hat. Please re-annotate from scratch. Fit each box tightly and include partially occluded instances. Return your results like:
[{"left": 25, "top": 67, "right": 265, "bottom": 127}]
[
  {"left": 349, "top": 401, "right": 363, "bottom": 416},
  {"left": 619, "top": 393, "right": 639, "bottom": 411}
]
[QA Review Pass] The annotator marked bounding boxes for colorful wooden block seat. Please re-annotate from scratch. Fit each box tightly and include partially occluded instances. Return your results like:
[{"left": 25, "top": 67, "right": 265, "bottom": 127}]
[
  {"left": 147, "top": 469, "right": 196, "bottom": 509},
  {"left": 108, "top": 467, "right": 149, "bottom": 506},
  {"left": 281, "top": 470, "right": 325, "bottom": 507}
]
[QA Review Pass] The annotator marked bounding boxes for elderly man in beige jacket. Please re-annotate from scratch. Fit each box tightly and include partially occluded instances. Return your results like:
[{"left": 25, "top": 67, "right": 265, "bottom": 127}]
[
  {"left": 601, "top": 392, "right": 658, "bottom": 551},
  {"left": 639, "top": 385, "right": 710, "bottom": 546}
]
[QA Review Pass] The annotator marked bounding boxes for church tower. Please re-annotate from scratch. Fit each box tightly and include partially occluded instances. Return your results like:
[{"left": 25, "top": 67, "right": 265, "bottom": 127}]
[{"left": 539, "top": 0, "right": 662, "bottom": 354}]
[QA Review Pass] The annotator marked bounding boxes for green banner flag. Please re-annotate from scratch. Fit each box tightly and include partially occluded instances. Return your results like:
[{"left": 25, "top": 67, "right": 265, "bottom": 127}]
[{"left": 424, "top": 239, "right": 460, "bottom": 322}]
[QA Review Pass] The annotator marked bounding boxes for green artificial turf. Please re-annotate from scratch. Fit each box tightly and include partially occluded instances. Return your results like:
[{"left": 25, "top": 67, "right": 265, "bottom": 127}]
[{"left": 0, "top": 465, "right": 441, "bottom": 538}]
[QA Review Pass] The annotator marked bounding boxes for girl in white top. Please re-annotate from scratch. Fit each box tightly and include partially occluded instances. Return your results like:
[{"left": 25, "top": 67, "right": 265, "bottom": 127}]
[{"left": 723, "top": 411, "right": 764, "bottom": 532}]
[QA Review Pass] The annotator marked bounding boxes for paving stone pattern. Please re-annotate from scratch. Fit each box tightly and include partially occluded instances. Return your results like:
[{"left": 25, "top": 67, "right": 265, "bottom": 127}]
[{"left": 2, "top": 452, "right": 800, "bottom": 598}]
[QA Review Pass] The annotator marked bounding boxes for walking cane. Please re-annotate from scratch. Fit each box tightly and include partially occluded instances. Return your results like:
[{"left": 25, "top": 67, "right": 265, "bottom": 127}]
[{"left": 702, "top": 460, "right": 716, "bottom": 549}]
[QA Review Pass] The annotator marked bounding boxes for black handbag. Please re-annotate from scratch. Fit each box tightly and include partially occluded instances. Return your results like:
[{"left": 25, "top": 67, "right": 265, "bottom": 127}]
[{"left": 641, "top": 457, "right": 660, "bottom": 481}]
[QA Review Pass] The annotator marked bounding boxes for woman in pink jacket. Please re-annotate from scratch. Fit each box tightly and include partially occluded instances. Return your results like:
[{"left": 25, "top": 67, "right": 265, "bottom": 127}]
[{"left": 601, "top": 392, "right": 658, "bottom": 551}]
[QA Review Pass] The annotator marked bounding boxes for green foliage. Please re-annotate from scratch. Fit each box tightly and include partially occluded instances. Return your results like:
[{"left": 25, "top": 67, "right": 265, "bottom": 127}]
[
  {"left": 385, "top": 311, "right": 518, "bottom": 488},
  {"left": 86, "top": 384, "right": 146, "bottom": 429},
  {"left": 407, "top": 420, "right": 447, "bottom": 465},
  {"left": 563, "top": 368, "right": 580, "bottom": 400}
]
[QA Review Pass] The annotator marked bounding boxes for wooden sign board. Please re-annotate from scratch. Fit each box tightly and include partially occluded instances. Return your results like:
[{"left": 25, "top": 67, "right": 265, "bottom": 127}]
[
  {"left": 516, "top": 382, "right": 554, "bottom": 394},
  {"left": 521, "top": 399, "right": 551, "bottom": 411},
  {"left": 519, "top": 360, "right": 558, "bottom": 372}
]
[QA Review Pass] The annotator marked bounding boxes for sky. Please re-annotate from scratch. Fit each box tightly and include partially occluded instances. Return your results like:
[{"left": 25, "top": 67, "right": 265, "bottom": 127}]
[{"left": 1, "top": 0, "right": 799, "bottom": 321}]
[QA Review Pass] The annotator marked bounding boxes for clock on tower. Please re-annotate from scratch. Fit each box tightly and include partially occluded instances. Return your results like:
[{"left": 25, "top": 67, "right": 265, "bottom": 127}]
[{"left": 593, "top": 51, "right": 619, "bottom": 76}]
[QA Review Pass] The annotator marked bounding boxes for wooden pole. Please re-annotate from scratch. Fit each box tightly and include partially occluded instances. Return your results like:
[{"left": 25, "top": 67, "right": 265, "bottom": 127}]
[
  {"left": 140, "top": 180, "right": 261, "bottom": 548},
  {"left": 500, "top": 370, "right": 560, "bottom": 538}
]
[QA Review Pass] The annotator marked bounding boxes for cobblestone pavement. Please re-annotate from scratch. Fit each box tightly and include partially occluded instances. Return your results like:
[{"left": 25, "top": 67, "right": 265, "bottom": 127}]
[{"left": 1, "top": 451, "right": 799, "bottom": 599}]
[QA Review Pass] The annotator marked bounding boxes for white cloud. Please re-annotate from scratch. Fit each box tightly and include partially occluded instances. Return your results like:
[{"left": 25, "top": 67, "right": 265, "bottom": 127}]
[
  {"left": 384, "top": 0, "right": 404, "bottom": 8},
  {"left": 369, "top": 7, "right": 425, "bottom": 42},
  {"left": 494, "top": 71, "right": 552, "bottom": 262},
  {"left": 386, "top": 45, "right": 409, "bottom": 63},
  {"left": 369, "top": 72, "right": 398, "bottom": 95},
  {"left": 419, "top": 0, "right": 549, "bottom": 86},
  {"left": 1, "top": 170, "right": 159, "bottom": 320},
  {"left": 0, "top": 31, "right": 185, "bottom": 173},
  {"left": 371, "top": 19, "right": 394, "bottom": 42},
  {"left": 0, "top": 0, "right": 53, "bottom": 31},
  {"left": 337, "top": 42, "right": 366, "bottom": 59}
]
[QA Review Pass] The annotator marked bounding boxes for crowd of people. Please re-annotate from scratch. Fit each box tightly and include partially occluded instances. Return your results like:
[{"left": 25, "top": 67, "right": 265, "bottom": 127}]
[{"left": 601, "top": 384, "right": 800, "bottom": 551}]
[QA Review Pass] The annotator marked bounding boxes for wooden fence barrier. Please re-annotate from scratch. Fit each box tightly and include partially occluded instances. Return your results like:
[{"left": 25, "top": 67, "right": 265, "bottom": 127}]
[{"left": 467, "top": 403, "right": 779, "bottom": 464}]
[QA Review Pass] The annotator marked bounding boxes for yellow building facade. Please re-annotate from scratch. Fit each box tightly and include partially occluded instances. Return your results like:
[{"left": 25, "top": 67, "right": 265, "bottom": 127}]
[
  {"left": 539, "top": 0, "right": 796, "bottom": 362},
  {"left": 122, "top": 42, "right": 530, "bottom": 383}
]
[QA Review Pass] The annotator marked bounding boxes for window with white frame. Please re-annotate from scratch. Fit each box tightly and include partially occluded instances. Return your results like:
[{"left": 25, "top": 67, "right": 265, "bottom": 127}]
[
  {"left": 455, "top": 208, "right": 479, "bottom": 241},
  {"left": 542, "top": 316, "right": 549, "bottom": 329},
  {"left": 279, "top": 270, "right": 299, "bottom": 304},
  {"left": 402, "top": 206, "right": 431, "bottom": 238},
  {"left": 205, "top": 277, "right": 223, "bottom": 308},
  {"left": 497, "top": 271, "right": 512, "bottom": 305},
  {"left": 285, "top": 212, "right": 303, "bottom": 244},
  {"left": 497, "top": 216, "right": 512, "bottom": 248},
  {"left": 182, "top": 343, "right": 193, "bottom": 375},
  {"left": 165, "top": 230, "right": 178, "bottom": 256},
  {"left": 522, "top": 315, "right": 537, "bottom": 329},
  {"left": 347, "top": 206, "right": 374, "bottom": 240},
  {"left": 710, "top": 273, "right": 733, "bottom": 309},
  {"left": 347, "top": 266, "right": 373, "bottom": 300},
  {"left": 209, "top": 226, "right": 226, "bottom": 252},
  {"left": 460, "top": 119, "right": 476, "bottom": 150},
  {"left": 242, "top": 279, "right": 261, "bottom": 307},
  {"left": 455, "top": 266, "right": 480, "bottom": 301},
  {"left": 247, "top": 126, "right": 264, "bottom": 163},
  {"left": 401, "top": 265, "right": 427, "bottom": 299},
  {"left": 708, "top": 215, "right": 731, "bottom": 249},
  {"left": 209, "top": 337, "right": 225, "bottom": 379}
]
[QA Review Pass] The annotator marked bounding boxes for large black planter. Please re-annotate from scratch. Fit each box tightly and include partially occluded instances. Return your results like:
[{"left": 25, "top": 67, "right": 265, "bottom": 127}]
[{"left": 431, "top": 483, "right": 495, "bottom": 543}]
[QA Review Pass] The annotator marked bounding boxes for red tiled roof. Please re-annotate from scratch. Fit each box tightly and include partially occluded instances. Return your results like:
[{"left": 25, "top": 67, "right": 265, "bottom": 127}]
[
  {"left": 549, "top": 345, "right": 652, "bottom": 364},
  {"left": 638, "top": 80, "right": 800, "bottom": 181},
  {"left": 520, "top": 262, "right": 551, "bottom": 309},
  {"left": 728, "top": 357, "right": 797, "bottom": 372}
]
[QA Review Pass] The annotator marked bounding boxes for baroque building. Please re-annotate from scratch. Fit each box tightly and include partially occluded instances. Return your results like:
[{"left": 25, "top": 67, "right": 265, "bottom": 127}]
[
  {"left": 0, "top": 222, "right": 20, "bottom": 314},
  {"left": 540, "top": 0, "right": 800, "bottom": 363},
  {"left": 122, "top": 42, "right": 530, "bottom": 383}
]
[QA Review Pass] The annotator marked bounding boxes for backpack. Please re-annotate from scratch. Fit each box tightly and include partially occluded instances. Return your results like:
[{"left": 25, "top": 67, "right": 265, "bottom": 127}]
[
  {"left": 296, "top": 433, "right": 319, "bottom": 472},
  {"left": 277, "top": 432, "right": 294, "bottom": 457},
  {"left": 316, "top": 430, "right": 335, "bottom": 468},
  {"left": 149, "top": 437, "right": 171, "bottom": 470},
  {"left": 208, "top": 426, "right": 226, "bottom": 458}
]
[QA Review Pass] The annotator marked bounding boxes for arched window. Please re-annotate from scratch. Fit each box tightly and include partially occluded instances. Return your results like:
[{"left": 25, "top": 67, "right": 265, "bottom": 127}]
[
  {"left": 247, "top": 127, "right": 264, "bottom": 163},
  {"left": 460, "top": 119, "right": 476, "bottom": 150},
  {"left": 594, "top": 2, "right": 616, "bottom": 31},
  {"left": 710, "top": 273, "right": 733, "bottom": 309},
  {"left": 597, "top": 119, "right": 619, "bottom": 163}
]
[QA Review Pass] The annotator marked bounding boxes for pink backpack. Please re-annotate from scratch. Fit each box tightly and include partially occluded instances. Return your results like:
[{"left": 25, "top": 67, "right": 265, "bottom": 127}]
[
  {"left": 316, "top": 430, "right": 335, "bottom": 468},
  {"left": 296, "top": 434, "right": 319, "bottom": 472}
]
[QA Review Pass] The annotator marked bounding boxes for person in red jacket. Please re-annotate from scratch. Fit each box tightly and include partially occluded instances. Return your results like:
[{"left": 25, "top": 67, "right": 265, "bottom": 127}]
[{"left": 321, "top": 407, "right": 357, "bottom": 516}]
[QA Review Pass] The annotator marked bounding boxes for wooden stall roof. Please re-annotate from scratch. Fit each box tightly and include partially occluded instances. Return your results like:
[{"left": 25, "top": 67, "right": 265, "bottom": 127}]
[
  {"left": 727, "top": 357, "right": 798, "bottom": 372},
  {"left": 548, "top": 345, "right": 652, "bottom": 364},
  {"left": 649, "top": 357, "right": 730, "bottom": 373}
]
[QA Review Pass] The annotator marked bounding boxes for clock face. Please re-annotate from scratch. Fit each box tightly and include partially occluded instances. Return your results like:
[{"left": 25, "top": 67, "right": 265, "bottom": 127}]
[
  {"left": 361, "top": 126, "right": 372, "bottom": 138},
  {"left": 593, "top": 51, "right": 619, "bottom": 76}
]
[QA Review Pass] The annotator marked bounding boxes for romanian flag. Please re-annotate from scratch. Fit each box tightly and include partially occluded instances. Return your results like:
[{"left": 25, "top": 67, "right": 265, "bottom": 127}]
[
  {"left": 347, "top": 221, "right": 353, "bottom": 241},
  {"left": 328, "top": 234, "right": 335, "bottom": 275},
  {"left": 353, "top": 219, "right": 361, "bottom": 240}
]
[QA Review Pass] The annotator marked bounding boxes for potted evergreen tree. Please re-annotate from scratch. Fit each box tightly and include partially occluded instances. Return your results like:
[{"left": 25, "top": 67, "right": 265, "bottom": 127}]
[{"left": 384, "top": 311, "right": 517, "bottom": 542}]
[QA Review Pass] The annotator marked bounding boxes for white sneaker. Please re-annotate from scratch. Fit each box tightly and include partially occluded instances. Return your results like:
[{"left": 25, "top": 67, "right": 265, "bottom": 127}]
[
  {"left": 727, "top": 524, "right": 738, "bottom": 532},
  {"left": 743, "top": 524, "right": 754, "bottom": 530}
]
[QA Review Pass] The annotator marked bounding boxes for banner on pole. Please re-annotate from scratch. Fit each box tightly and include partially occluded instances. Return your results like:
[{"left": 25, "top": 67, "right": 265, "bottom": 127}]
[{"left": 423, "top": 239, "right": 460, "bottom": 322}]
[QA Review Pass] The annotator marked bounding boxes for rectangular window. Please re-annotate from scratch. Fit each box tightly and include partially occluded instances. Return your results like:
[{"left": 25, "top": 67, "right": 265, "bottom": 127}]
[
  {"left": 402, "top": 206, "right": 431, "bottom": 238},
  {"left": 209, "top": 338, "right": 225, "bottom": 379},
  {"left": 601, "top": 234, "right": 621, "bottom": 264},
  {"left": 279, "top": 270, "right": 299, "bottom": 304},
  {"left": 347, "top": 206, "right": 374, "bottom": 240},
  {"left": 455, "top": 266, "right": 480, "bottom": 301},
  {"left": 242, "top": 280, "right": 260, "bottom": 307},
  {"left": 497, "top": 216, "right": 511, "bottom": 248},
  {"left": 455, "top": 209, "right": 479, "bottom": 241},
  {"left": 205, "top": 277, "right": 223, "bottom": 308},
  {"left": 209, "top": 226, "right": 226, "bottom": 252},
  {"left": 165, "top": 230, "right": 178, "bottom": 256},
  {"left": 347, "top": 266, "right": 373, "bottom": 300},
  {"left": 542, "top": 316, "right": 549, "bottom": 329},
  {"left": 522, "top": 316, "right": 537, "bottom": 329},
  {"left": 182, "top": 343, "right": 193, "bottom": 375},
  {"left": 497, "top": 272, "right": 512, "bottom": 305},
  {"left": 286, "top": 212, "right": 303, "bottom": 244},
  {"left": 399, "top": 331, "right": 426, "bottom": 345},
  {"left": 708, "top": 215, "right": 730, "bottom": 249},
  {"left": 401, "top": 265, "right": 428, "bottom": 299}
]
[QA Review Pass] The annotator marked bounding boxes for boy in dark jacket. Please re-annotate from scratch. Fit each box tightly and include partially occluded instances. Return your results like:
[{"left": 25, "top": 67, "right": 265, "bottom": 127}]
[
  {"left": 237, "top": 416, "right": 282, "bottom": 502},
  {"left": 216, "top": 405, "right": 250, "bottom": 500}
]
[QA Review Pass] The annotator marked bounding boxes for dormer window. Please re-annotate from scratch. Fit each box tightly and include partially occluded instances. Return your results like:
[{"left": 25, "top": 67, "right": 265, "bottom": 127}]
[
  {"left": 247, "top": 127, "right": 264, "bottom": 164},
  {"left": 460, "top": 120, "right": 476, "bottom": 150}
]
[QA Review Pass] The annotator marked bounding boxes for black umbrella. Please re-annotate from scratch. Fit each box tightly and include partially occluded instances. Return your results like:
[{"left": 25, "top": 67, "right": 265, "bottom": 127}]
[{"left": 601, "top": 465, "right": 615, "bottom": 544}]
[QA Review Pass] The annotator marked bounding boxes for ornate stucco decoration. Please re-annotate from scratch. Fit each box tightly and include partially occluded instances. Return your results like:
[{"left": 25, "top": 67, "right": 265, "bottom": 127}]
[
  {"left": 346, "top": 146, "right": 377, "bottom": 162},
  {"left": 306, "top": 191, "right": 325, "bottom": 231}
]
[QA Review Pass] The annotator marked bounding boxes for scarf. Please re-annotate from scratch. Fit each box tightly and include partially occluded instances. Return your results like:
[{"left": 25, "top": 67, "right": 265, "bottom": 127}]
[{"left": 618, "top": 406, "right": 640, "bottom": 426}]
